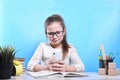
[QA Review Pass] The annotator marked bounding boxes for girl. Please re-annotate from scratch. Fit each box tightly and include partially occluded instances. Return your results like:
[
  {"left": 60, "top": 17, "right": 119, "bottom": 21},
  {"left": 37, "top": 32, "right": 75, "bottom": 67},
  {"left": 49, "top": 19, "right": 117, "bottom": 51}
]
[{"left": 27, "top": 14, "right": 84, "bottom": 72}]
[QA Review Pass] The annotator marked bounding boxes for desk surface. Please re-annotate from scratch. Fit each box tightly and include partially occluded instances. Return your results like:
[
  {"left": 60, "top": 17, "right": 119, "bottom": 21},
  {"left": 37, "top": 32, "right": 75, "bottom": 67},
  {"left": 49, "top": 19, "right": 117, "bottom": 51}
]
[{"left": 10, "top": 72, "right": 120, "bottom": 80}]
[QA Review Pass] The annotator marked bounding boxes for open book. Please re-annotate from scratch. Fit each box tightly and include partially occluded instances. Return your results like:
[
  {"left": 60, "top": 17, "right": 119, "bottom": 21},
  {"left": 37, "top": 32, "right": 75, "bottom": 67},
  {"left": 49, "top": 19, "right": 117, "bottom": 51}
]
[{"left": 27, "top": 71, "right": 88, "bottom": 78}]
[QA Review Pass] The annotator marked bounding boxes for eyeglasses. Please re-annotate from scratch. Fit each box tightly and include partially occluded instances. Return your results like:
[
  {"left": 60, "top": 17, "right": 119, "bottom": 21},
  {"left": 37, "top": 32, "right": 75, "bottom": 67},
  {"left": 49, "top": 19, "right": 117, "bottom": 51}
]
[{"left": 46, "top": 31, "right": 63, "bottom": 38}]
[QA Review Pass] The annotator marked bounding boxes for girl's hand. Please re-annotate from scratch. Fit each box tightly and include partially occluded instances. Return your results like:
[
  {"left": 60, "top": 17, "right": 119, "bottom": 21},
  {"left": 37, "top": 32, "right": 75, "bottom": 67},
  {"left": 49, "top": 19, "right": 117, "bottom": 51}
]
[
  {"left": 52, "top": 60, "right": 66, "bottom": 72},
  {"left": 47, "top": 59, "right": 57, "bottom": 71}
]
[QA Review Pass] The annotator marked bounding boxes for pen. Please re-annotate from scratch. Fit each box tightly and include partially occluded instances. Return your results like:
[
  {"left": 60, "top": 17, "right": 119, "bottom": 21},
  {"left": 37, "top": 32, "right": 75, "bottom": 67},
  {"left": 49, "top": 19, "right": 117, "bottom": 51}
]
[
  {"left": 105, "top": 56, "right": 108, "bottom": 60},
  {"left": 100, "top": 50, "right": 103, "bottom": 59},
  {"left": 113, "top": 52, "right": 119, "bottom": 60},
  {"left": 98, "top": 55, "right": 103, "bottom": 60},
  {"left": 108, "top": 52, "right": 113, "bottom": 60}
]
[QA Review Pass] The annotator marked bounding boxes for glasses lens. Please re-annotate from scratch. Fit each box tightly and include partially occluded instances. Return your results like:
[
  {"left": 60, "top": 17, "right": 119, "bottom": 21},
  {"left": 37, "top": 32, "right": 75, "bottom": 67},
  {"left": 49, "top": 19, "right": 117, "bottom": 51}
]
[
  {"left": 47, "top": 33, "right": 53, "bottom": 37},
  {"left": 56, "top": 31, "right": 63, "bottom": 36}
]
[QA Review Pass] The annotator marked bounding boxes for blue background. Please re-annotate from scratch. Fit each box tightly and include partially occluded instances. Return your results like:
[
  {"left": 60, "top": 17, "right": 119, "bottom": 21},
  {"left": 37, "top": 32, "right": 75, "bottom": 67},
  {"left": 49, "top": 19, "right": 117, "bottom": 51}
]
[{"left": 0, "top": 0, "right": 120, "bottom": 72}]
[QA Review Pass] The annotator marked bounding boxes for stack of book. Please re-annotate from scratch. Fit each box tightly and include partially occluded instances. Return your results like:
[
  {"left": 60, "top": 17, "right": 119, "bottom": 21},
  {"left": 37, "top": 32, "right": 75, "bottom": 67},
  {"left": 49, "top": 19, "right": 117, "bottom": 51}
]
[{"left": 14, "top": 57, "right": 26, "bottom": 72}]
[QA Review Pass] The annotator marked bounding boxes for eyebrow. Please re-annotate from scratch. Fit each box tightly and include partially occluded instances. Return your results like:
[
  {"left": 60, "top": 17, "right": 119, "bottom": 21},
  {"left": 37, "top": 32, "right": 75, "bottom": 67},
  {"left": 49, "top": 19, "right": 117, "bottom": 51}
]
[{"left": 47, "top": 30, "right": 63, "bottom": 33}]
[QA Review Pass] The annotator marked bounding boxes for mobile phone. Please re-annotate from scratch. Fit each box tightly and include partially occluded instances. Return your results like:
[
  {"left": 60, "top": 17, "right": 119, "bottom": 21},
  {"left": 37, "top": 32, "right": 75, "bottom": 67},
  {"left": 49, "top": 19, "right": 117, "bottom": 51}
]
[{"left": 52, "top": 52, "right": 62, "bottom": 62}]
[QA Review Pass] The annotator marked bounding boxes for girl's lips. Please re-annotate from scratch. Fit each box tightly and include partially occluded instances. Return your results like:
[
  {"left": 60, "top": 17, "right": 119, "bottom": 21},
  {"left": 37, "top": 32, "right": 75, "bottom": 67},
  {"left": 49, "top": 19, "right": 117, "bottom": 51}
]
[
  {"left": 52, "top": 40, "right": 58, "bottom": 42},
  {"left": 51, "top": 39, "right": 58, "bottom": 42}
]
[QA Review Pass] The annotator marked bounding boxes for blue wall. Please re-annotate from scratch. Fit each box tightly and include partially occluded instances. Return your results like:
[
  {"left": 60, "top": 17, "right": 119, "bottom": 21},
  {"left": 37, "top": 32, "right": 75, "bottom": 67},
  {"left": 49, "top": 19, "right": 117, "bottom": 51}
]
[{"left": 0, "top": 0, "right": 120, "bottom": 72}]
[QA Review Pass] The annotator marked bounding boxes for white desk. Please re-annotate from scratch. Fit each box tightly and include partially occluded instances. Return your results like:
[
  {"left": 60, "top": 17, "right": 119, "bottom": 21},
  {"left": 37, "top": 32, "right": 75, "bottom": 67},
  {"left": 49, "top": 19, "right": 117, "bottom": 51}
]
[{"left": 10, "top": 72, "right": 120, "bottom": 80}]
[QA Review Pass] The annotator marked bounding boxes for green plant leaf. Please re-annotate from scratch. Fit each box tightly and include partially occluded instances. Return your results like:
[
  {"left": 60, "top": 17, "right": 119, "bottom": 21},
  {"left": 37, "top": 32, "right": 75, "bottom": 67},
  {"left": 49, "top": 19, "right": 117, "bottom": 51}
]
[{"left": 0, "top": 46, "right": 18, "bottom": 64}]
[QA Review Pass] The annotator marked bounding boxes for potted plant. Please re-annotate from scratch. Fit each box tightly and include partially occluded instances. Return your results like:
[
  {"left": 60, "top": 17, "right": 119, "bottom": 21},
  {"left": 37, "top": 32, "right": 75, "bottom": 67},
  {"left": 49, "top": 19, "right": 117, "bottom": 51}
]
[{"left": 0, "top": 46, "right": 17, "bottom": 79}]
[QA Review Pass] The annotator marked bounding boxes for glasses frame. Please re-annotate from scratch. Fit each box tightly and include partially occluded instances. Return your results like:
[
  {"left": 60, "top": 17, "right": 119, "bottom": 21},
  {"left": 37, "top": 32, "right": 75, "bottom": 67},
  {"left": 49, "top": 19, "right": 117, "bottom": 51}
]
[{"left": 46, "top": 31, "right": 64, "bottom": 38}]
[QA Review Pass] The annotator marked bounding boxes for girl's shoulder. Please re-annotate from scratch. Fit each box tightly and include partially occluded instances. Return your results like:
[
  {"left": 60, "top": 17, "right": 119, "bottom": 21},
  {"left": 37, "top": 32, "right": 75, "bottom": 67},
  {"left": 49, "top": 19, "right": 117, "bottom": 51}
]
[
  {"left": 40, "top": 42, "right": 49, "bottom": 46},
  {"left": 39, "top": 42, "right": 51, "bottom": 49},
  {"left": 68, "top": 43, "right": 76, "bottom": 49}
]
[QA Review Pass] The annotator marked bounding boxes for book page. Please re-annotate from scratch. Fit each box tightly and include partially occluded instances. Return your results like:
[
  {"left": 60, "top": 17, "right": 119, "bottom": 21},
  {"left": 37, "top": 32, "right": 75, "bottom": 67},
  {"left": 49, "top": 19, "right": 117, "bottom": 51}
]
[
  {"left": 27, "top": 71, "right": 62, "bottom": 78},
  {"left": 27, "top": 71, "right": 88, "bottom": 78},
  {"left": 61, "top": 72, "right": 88, "bottom": 77}
]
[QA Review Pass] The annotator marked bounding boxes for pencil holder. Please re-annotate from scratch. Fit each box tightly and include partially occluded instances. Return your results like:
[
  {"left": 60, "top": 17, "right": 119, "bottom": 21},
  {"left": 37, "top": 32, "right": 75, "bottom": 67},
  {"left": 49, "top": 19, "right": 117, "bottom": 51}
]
[{"left": 99, "top": 60, "right": 113, "bottom": 74}]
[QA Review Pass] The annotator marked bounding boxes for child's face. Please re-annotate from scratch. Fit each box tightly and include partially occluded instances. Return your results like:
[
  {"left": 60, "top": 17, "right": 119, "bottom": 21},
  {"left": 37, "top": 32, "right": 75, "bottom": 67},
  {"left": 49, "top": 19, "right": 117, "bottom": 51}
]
[{"left": 46, "top": 22, "right": 65, "bottom": 46}]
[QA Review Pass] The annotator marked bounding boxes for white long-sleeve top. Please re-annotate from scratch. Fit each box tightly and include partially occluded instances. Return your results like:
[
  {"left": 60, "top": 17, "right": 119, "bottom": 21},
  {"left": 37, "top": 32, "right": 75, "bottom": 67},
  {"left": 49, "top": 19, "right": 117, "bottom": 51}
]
[{"left": 27, "top": 42, "right": 85, "bottom": 72}]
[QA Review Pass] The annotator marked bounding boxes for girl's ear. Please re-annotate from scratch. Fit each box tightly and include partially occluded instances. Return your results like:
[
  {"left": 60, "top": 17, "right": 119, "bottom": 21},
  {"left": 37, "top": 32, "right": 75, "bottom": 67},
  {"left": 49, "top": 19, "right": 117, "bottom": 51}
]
[{"left": 45, "top": 31, "right": 47, "bottom": 37}]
